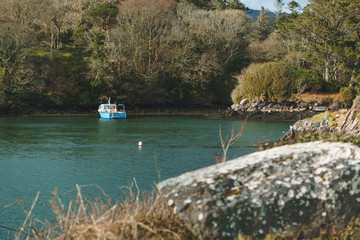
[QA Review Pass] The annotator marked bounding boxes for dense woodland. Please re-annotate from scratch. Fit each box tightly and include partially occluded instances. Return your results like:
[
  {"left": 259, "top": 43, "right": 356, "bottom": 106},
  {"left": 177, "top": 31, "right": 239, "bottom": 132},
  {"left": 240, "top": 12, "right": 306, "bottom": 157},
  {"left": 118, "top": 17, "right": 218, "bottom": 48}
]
[{"left": 0, "top": 0, "right": 359, "bottom": 108}]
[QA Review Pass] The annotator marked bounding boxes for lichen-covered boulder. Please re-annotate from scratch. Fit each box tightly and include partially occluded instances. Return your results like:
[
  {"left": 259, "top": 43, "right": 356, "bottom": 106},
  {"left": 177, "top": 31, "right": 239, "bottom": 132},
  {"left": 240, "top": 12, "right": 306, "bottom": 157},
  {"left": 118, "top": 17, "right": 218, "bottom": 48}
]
[{"left": 157, "top": 142, "right": 360, "bottom": 239}]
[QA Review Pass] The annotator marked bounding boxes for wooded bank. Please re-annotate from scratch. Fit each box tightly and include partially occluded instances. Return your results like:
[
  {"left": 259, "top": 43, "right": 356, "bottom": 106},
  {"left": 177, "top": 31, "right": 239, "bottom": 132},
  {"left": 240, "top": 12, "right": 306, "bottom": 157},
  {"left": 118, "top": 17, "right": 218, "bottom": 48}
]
[{"left": 0, "top": 0, "right": 359, "bottom": 109}]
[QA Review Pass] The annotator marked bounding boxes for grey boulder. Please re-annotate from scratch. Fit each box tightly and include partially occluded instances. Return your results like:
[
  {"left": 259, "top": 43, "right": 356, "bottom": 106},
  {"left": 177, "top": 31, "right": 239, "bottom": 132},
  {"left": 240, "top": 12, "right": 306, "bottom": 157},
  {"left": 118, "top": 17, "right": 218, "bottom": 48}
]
[{"left": 157, "top": 142, "right": 360, "bottom": 239}]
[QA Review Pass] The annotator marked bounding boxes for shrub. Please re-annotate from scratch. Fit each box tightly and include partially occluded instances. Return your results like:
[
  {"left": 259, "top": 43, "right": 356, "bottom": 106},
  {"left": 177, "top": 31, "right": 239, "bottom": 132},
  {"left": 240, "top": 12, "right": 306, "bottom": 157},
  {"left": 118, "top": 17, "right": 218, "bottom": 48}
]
[
  {"left": 232, "top": 62, "right": 296, "bottom": 103},
  {"left": 292, "top": 67, "right": 323, "bottom": 94},
  {"left": 340, "top": 87, "right": 355, "bottom": 107}
]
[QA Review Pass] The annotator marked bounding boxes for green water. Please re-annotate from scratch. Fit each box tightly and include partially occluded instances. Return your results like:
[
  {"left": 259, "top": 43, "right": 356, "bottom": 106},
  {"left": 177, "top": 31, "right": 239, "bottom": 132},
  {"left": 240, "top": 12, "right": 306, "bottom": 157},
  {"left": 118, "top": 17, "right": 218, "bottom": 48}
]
[{"left": 0, "top": 115, "right": 292, "bottom": 237}]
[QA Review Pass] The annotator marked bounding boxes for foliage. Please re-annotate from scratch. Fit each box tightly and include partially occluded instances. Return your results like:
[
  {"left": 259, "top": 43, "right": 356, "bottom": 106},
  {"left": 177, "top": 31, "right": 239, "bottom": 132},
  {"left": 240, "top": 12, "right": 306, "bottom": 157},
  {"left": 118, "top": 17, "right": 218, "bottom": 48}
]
[
  {"left": 287, "top": 0, "right": 301, "bottom": 15},
  {"left": 232, "top": 62, "right": 297, "bottom": 103},
  {"left": 340, "top": 87, "right": 355, "bottom": 107},
  {"left": 290, "top": 0, "right": 360, "bottom": 87},
  {"left": 292, "top": 67, "right": 322, "bottom": 94},
  {"left": 71, "top": 26, "right": 90, "bottom": 50},
  {"left": 0, "top": 22, "right": 38, "bottom": 104},
  {"left": 85, "top": 2, "right": 118, "bottom": 32},
  {"left": 0, "top": 0, "right": 358, "bottom": 108},
  {"left": 254, "top": 7, "right": 273, "bottom": 41},
  {"left": 232, "top": 62, "right": 323, "bottom": 103},
  {"left": 103, "top": 0, "right": 251, "bottom": 105},
  {"left": 179, "top": 0, "right": 247, "bottom": 10}
]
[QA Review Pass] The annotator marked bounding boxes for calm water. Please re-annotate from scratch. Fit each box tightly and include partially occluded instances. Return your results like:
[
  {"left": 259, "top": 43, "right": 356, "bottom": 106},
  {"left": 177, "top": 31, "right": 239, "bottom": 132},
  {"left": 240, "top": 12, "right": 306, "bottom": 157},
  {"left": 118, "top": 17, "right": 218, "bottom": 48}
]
[{"left": 0, "top": 115, "right": 292, "bottom": 237}]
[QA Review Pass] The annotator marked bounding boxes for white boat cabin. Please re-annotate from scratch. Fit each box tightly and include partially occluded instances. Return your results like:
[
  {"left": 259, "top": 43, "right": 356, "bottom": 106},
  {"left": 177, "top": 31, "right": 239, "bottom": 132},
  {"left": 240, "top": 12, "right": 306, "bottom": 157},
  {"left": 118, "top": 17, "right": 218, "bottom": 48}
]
[{"left": 98, "top": 103, "right": 125, "bottom": 113}]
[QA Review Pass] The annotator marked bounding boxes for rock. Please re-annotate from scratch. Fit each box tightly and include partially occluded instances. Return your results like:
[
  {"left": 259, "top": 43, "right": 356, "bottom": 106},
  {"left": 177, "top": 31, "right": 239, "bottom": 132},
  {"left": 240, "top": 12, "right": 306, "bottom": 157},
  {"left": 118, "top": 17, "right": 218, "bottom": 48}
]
[
  {"left": 340, "top": 96, "right": 360, "bottom": 133},
  {"left": 246, "top": 106, "right": 257, "bottom": 112},
  {"left": 297, "top": 102, "right": 310, "bottom": 109},
  {"left": 328, "top": 101, "right": 340, "bottom": 111},
  {"left": 249, "top": 99, "right": 261, "bottom": 108},
  {"left": 231, "top": 104, "right": 241, "bottom": 111},
  {"left": 157, "top": 142, "right": 360, "bottom": 239},
  {"left": 287, "top": 97, "right": 360, "bottom": 137},
  {"left": 240, "top": 99, "right": 248, "bottom": 106},
  {"left": 313, "top": 106, "right": 328, "bottom": 112}
]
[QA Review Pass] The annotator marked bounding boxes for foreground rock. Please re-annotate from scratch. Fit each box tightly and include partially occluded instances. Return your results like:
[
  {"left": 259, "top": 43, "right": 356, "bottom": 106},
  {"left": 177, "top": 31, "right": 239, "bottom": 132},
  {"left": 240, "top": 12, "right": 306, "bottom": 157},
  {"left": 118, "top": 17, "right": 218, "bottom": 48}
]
[{"left": 157, "top": 142, "right": 360, "bottom": 239}]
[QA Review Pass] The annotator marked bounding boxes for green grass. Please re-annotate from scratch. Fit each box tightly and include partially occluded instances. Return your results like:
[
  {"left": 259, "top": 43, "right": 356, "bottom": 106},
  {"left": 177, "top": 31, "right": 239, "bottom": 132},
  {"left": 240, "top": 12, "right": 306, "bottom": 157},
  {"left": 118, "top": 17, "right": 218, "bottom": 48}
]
[{"left": 25, "top": 47, "right": 73, "bottom": 58}]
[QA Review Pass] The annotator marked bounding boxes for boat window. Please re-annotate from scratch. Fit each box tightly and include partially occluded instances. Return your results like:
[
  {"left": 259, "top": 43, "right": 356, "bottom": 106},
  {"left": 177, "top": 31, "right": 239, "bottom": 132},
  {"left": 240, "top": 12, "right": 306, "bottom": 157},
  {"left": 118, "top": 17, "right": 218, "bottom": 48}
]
[{"left": 104, "top": 105, "right": 115, "bottom": 110}]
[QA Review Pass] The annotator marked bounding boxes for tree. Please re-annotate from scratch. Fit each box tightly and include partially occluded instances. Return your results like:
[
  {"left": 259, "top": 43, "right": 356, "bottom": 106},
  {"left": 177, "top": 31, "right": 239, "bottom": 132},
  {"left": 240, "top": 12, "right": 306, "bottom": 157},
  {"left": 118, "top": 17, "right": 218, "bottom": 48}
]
[
  {"left": 178, "top": 0, "right": 246, "bottom": 10},
  {"left": 255, "top": 7, "right": 272, "bottom": 41},
  {"left": 292, "top": 0, "right": 359, "bottom": 88},
  {"left": 340, "top": 0, "right": 360, "bottom": 87},
  {"left": 106, "top": 0, "right": 178, "bottom": 103},
  {"left": 217, "top": 0, "right": 247, "bottom": 10},
  {"left": 102, "top": 0, "right": 251, "bottom": 105},
  {"left": 0, "top": 23, "right": 38, "bottom": 103},
  {"left": 287, "top": 0, "right": 301, "bottom": 15},
  {"left": 0, "top": 0, "right": 43, "bottom": 26},
  {"left": 171, "top": 4, "right": 252, "bottom": 102},
  {"left": 274, "top": 0, "right": 284, "bottom": 17},
  {"left": 48, "top": 0, "right": 72, "bottom": 49},
  {"left": 85, "top": 2, "right": 118, "bottom": 43}
]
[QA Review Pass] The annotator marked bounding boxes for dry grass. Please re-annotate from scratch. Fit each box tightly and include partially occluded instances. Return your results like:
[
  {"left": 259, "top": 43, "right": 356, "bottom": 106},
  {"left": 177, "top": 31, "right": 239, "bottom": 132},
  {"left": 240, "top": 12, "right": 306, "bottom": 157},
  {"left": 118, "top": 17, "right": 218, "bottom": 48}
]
[
  {"left": 9, "top": 183, "right": 195, "bottom": 240},
  {"left": 296, "top": 92, "right": 342, "bottom": 102}
]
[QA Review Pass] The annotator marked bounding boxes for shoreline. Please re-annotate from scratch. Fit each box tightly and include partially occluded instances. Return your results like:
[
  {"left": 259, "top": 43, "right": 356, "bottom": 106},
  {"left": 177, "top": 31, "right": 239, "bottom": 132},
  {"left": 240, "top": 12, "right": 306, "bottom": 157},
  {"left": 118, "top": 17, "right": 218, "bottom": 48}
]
[
  {"left": 222, "top": 109, "right": 320, "bottom": 121},
  {"left": 0, "top": 105, "right": 328, "bottom": 121},
  {"left": 0, "top": 104, "right": 335, "bottom": 121},
  {"left": 0, "top": 108, "right": 318, "bottom": 121},
  {"left": 0, "top": 106, "right": 223, "bottom": 119}
]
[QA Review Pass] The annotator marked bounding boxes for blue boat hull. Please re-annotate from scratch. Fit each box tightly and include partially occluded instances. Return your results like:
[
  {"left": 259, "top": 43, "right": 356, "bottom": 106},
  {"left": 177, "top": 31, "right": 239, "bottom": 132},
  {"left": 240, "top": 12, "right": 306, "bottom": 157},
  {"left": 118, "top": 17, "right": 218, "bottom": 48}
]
[{"left": 99, "top": 112, "right": 126, "bottom": 119}]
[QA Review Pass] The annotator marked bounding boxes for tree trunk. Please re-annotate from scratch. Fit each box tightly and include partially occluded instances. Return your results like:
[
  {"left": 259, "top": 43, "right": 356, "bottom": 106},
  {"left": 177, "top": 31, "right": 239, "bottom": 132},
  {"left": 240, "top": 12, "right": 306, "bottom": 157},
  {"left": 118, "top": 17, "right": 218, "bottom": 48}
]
[
  {"left": 323, "top": 62, "right": 330, "bottom": 82},
  {"left": 148, "top": 28, "right": 152, "bottom": 75},
  {"left": 56, "top": 26, "right": 61, "bottom": 49}
]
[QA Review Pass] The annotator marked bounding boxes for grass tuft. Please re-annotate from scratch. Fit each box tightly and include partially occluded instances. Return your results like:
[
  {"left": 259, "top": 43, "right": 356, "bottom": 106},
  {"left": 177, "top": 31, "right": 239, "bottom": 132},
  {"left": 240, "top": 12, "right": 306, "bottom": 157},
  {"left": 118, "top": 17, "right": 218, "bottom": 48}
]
[{"left": 9, "top": 184, "right": 195, "bottom": 240}]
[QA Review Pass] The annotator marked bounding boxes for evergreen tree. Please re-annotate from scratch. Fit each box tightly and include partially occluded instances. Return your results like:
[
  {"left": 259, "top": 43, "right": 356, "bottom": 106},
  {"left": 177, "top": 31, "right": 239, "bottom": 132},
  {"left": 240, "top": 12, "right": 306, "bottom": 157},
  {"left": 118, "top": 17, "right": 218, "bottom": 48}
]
[
  {"left": 85, "top": 2, "right": 118, "bottom": 43},
  {"left": 274, "top": 0, "right": 284, "bottom": 17},
  {"left": 287, "top": 0, "right": 301, "bottom": 15},
  {"left": 255, "top": 7, "right": 272, "bottom": 41},
  {"left": 292, "top": 0, "right": 359, "bottom": 88}
]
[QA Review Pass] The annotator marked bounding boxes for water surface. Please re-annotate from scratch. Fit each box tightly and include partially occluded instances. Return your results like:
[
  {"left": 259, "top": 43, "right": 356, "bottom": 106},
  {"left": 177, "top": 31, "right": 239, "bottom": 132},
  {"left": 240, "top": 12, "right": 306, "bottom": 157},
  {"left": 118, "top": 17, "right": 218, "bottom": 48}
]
[{"left": 0, "top": 115, "right": 292, "bottom": 237}]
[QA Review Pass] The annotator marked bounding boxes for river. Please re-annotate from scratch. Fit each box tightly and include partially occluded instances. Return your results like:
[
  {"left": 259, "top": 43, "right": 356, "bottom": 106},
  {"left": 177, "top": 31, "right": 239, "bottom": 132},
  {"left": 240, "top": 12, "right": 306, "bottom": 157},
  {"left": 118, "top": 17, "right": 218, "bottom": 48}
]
[{"left": 0, "top": 115, "right": 292, "bottom": 237}]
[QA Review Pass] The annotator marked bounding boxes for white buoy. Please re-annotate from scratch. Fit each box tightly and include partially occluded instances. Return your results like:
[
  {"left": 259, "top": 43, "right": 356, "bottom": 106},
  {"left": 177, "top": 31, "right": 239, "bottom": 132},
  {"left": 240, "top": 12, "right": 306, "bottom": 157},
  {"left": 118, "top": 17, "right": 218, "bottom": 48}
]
[{"left": 138, "top": 141, "right": 143, "bottom": 147}]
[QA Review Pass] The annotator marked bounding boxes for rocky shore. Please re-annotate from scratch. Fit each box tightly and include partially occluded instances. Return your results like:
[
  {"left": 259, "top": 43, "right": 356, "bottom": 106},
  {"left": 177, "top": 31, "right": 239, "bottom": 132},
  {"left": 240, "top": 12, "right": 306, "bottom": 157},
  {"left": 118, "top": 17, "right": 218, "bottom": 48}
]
[
  {"left": 222, "top": 98, "right": 340, "bottom": 121},
  {"left": 282, "top": 96, "right": 360, "bottom": 140},
  {"left": 0, "top": 99, "right": 344, "bottom": 122}
]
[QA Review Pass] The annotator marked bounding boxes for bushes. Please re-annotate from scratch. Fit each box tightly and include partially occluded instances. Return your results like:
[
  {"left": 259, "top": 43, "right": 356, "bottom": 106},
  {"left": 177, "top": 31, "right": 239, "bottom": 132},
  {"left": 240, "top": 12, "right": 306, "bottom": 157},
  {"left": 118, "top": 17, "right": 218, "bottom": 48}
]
[
  {"left": 232, "top": 62, "right": 296, "bottom": 103},
  {"left": 340, "top": 87, "right": 355, "bottom": 107},
  {"left": 292, "top": 67, "right": 322, "bottom": 94},
  {"left": 232, "top": 62, "right": 324, "bottom": 103}
]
